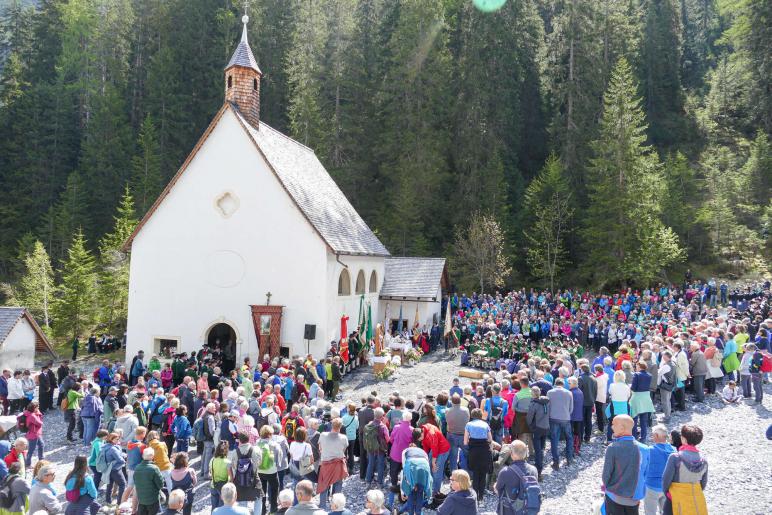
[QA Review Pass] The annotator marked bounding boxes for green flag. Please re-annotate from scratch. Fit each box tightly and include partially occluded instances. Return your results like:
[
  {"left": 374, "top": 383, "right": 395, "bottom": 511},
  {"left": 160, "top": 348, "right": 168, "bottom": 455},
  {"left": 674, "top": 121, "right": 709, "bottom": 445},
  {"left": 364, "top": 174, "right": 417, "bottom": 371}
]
[
  {"left": 366, "top": 302, "right": 373, "bottom": 342},
  {"left": 357, "top": 295, "right": 366, "bottom": 352}
]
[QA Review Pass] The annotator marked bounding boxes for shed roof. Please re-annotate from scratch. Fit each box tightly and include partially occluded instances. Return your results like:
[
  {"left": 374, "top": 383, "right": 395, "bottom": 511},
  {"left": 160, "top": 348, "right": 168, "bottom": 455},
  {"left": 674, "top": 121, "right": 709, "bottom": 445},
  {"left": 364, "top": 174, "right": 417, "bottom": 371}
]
[
  {"left": 380, "top": 257, "right": 447, "bottom": 301},
  {"left": 0, "top": 307, "right": 56, "bottom": 358}
]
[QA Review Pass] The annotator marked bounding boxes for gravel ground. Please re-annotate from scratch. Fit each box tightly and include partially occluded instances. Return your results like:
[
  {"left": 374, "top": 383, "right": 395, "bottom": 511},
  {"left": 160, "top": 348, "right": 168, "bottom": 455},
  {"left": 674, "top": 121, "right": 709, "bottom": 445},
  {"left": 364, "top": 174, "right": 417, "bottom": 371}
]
[{"left": 22, "top": 351, "right": 772, "bottom": 514}]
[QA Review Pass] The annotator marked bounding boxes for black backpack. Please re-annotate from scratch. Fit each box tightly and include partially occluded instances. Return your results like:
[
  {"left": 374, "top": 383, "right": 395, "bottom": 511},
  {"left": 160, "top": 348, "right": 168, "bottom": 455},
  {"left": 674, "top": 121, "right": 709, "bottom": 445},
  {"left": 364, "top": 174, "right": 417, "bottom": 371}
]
[
  {"left": 489, "top": 398, "right": 504, "bottom": 431},
  {"left": 235, "top": 448, "right": 257, "bottom": 489},
  {"left": 247, "top": 399, "right": 261, "bottom": 418},
  {"left": 0, "top": 475, "right": 17, "bottom": 508},
  {"left": 16, "top": 413, "right": 27, "bottom": 433}
]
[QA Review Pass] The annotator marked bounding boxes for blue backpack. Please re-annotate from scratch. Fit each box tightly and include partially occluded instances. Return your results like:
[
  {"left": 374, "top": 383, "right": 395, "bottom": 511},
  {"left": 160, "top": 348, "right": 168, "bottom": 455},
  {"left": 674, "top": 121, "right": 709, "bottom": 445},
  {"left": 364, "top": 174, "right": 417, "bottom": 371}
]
[
  {"left": 498, "top": 464, "right": 541, "bottom": 515},
  {"left": 193, "top": 418, "right": 205, "bottom": 442}
]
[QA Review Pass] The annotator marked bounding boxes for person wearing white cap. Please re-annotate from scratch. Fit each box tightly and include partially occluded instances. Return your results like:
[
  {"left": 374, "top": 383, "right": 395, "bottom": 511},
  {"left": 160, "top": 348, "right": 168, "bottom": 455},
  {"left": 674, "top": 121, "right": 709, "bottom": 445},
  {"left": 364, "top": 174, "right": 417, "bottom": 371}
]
[{"left": 220, "top": 409, "right": 240, "bottom": 451}]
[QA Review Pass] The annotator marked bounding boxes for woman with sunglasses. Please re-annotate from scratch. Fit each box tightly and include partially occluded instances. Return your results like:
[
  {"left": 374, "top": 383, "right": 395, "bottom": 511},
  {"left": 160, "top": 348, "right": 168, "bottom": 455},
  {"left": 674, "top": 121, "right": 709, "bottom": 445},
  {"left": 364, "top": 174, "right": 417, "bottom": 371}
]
[
  {"left": 29, "top": 463, "right": 63, "bottom": 514},
  {"left": 437, "top": 469, "right": 478, "bottom": 515}
]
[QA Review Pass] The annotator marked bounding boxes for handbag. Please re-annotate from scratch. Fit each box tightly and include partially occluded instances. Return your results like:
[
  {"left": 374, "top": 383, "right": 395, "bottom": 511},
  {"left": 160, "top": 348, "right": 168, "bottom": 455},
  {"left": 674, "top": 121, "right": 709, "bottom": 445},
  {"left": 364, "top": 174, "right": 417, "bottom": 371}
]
[{"left": 299, "top": 446, "right": 315, "bottom": 476}]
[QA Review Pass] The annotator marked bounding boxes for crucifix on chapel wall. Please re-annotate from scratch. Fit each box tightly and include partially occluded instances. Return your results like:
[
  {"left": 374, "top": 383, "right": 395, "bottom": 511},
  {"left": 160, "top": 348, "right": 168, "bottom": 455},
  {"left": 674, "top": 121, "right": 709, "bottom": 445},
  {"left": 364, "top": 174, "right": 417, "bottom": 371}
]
[{"left": 265, "top": 291, "right": 272, "bottom": 305}]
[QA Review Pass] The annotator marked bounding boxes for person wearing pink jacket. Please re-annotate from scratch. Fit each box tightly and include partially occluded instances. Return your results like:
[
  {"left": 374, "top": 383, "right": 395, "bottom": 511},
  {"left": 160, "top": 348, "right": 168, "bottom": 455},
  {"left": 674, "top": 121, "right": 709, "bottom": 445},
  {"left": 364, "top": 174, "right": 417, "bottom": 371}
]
[{"left": 23, "top": 400, "right": 44, "bottom": 467}]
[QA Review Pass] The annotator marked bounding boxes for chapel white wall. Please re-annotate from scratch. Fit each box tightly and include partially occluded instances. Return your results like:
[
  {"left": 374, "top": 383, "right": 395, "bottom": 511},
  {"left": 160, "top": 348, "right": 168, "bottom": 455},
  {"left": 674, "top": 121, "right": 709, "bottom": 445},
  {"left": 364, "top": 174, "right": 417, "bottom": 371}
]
[
  {"left": 325, "top": 255, "right": 384, "bottom": 348},
  {"left": 126, "top": 108, "right": 331, "bottom": 363},
  {"left": 0, "top": 317, "right": 36, "bottom": 371},
  {"left": 380, "top": 285, "right": 442, "bottom": 333}
]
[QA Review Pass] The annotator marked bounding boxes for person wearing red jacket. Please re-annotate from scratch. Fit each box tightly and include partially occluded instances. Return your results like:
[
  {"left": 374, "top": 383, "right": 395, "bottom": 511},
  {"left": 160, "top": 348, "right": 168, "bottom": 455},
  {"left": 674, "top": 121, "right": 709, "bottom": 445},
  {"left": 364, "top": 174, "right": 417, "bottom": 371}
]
[
  {"left": 3, "top": 438, "right": 27, "bottom": 474},
  {"left": 421, "top": 423, "right": 450, "bottom": 495}
]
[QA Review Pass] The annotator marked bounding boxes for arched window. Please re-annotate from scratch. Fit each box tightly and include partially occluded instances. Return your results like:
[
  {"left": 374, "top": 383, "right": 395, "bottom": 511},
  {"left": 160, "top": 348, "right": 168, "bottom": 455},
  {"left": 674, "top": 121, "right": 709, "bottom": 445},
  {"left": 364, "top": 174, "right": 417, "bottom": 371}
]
[
  {"left": 338, "top": 269, "right": 351, "bottom": 296},
  {"left": 355, "top": 270, "right": 366, "bottom": 294},
  {"left": 369, "top": 271, "right": 378, "bottom": 293},
  {"left": 228, "top": 75, "right": 233, "bottom": 89}
]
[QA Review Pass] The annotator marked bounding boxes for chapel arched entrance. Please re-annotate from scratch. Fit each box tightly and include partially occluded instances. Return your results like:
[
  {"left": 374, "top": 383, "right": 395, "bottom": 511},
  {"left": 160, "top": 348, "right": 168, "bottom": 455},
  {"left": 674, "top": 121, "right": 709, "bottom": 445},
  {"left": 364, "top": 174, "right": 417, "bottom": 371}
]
[{"left": 207, "top": 323, "right": 237, "bottom": 374}]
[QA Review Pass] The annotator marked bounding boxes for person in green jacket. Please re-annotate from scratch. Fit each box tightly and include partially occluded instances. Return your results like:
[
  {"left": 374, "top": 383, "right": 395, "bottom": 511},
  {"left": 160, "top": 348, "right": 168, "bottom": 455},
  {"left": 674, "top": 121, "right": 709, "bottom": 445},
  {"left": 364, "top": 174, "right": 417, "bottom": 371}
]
[
  {"left": 134, "top": 447, "right": 165, "bottom": 514},
  {"left": 66, "top": 383, "right": 85, "bottom": 442},
  {"left": 88, "top": 429, "right": 109, "bottom": 489},
  {"left": 148, "top": 355, "right": 162, "bottom": 373}
]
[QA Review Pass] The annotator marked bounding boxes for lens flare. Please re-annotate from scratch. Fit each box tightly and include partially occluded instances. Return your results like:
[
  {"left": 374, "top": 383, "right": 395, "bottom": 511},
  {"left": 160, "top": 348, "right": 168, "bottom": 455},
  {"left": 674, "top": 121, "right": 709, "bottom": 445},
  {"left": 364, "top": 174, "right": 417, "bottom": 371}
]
[{"left": 473, "top": 0, "right": 507, "bottom": 13}]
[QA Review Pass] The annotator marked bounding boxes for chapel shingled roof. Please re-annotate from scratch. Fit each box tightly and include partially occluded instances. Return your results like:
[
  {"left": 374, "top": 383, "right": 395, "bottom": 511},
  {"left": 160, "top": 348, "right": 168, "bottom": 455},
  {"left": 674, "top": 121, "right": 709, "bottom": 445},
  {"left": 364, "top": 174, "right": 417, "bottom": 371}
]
[
  {"left": 0, "top": 307, "right": 56, "bottom": 357},
  {"left": 235, "top": 108, "right": 390, "bottom": 257},
  {"left": 380, "top": 257, "right": 447, "bottom": 300},
  {"left": 225, "top": 22, "right": 261, "bottom": 73}
]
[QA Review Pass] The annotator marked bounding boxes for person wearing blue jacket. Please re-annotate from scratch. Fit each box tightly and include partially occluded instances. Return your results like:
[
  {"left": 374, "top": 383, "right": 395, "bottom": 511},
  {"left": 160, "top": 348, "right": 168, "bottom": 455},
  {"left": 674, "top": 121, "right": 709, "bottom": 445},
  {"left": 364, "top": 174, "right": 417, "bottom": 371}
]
[
  {"left": 484, "top": 385, "right": 509, "bottom": 443},
  {"left": 149, "top": 392, "right": 168, "bottom": 430},
  {"left": 643, "top": 425, "right": 675, "bottom": 515},
  {"left": 64, "top": 456, "right": 101, "bottom": 515},
  {"left": 80, "top": 387, "right": 104, "bottom": 446},
  {"left": 568, "top": 377, "right": 584, "bottom": 455},
  {"left": 0, "top": 439, "right": 10, "bottom": 480},
  {"left": 400, "top": 433, "right": 433, "bottom": 515},
  {"left": 101, "top": 433, "right": 127, "bottom": 505},
  {"left": 437, "top": 469, "right": 477, "bottom": 515},
  {"left": 602, "top": 414, "right": 650, "bottom": 514},
  {"left": 172, "top": 405, "right": 192, "bottom": 453},
  {"left": 97, "top": 360, "right": 113, "bottom": 394}
]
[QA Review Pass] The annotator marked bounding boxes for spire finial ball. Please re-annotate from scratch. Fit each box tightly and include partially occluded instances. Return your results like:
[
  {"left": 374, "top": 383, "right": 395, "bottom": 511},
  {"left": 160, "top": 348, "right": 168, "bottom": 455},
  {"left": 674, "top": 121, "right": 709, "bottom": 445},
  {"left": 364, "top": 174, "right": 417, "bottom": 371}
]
[{"left": 242, "top": 14, "right": 249, "bottom": 24}]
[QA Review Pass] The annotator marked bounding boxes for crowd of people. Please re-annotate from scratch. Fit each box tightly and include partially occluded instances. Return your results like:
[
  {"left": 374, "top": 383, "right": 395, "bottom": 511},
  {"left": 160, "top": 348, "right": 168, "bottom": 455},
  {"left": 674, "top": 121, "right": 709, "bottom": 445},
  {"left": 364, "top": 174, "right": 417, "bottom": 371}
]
[{"left": 0, "top": 279, "right": 769, "bottom": 515}]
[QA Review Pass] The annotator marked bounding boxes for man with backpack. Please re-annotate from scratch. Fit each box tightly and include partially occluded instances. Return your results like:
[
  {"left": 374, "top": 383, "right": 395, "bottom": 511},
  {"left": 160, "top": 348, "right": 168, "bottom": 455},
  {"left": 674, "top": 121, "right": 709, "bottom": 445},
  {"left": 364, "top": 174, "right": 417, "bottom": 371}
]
[
  {"left": 0, "top": 462, "right": 29, "bottom": 514},
  {"left": 230, "top": 432, "right": 265, "bottom": 515},
  {"left": 148, "top": 389, "right": 168, "bottom": 431},
  {"left": 357, "top": 396, "right": 376, "bottom": 480},
  {"left": 199, "top": 403, "right": 218, "bottom": 479},
  {"left": 256, "top": 426, "right": 282, "bottom": 515},
  {"left": 281, "top": 405, "right": 305, "bottom": 443},
  {"left": 363, "top": 407, "right": 390, "bottom": 487},
  {"left": 495, "top": 440, "right": 541, "bottom": 515},
  {"left": 485, "top": 384, "right": 509, "bottom": 444}
]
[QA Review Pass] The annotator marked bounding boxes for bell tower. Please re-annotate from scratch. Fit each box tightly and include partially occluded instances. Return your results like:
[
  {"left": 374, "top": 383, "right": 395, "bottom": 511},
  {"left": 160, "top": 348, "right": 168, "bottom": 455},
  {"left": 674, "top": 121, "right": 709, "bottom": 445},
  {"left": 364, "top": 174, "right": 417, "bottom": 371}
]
[{"left": 224, "top": 14, "right": 262, "bottom": 128}]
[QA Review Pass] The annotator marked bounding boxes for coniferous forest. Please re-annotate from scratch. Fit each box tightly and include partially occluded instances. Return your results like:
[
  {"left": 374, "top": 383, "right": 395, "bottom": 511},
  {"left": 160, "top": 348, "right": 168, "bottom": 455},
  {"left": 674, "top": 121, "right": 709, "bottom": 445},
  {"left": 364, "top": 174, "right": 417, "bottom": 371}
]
[{"left": 0, "top": 0, "right": 770, "bottom": 334}]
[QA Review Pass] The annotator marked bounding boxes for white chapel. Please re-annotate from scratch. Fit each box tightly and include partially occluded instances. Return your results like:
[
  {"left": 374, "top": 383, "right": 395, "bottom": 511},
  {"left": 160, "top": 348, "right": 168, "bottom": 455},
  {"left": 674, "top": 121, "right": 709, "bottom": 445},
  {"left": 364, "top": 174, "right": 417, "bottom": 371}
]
[{"left": 124, "top": 16, "right": 447, "bottom": 369}]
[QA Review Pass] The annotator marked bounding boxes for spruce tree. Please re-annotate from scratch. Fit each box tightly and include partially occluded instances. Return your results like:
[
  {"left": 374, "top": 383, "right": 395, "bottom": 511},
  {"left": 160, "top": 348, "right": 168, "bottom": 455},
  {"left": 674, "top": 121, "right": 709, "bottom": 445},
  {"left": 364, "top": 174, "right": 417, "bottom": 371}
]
[
  {"left": 640, "top": 0, "right": 687, "bottom": 147},
  {"left": 251, "top": 0, "right": 298, "bottom": 133},
  {"left": 545, "top": 0, "right": 604, "bottom": 194},
  {"left": 16, "top": 240, "right": 55, "bottom": 329},
  {"left": 523, "top": 155, "right": 574, "bottom": 292},
  {"left": 661, "top": 152, "right": 700, "bottom": 252},
  {"left": 377, "top": 0, "right": 452, "bottom": 255},
  {"left": 98, "top": 186, "right": 137, "bottom": 333},
  {"left": 53, "top": 228, "right": 98, "bottom": 339},
  {"left": 131, "top": 114, "right": 163, "bottom": 215},
  {"left": 286, "top": 0, "right": 328, "bottom": 150},
  {"left": 451, "top": 0, "right": 544, "bottom": 226},
  {"left": 41, "top": 171, "right": 91, "bottom": 265},
  {"left": 582, "top": 58, "right": 683, "bottom": 286}
]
